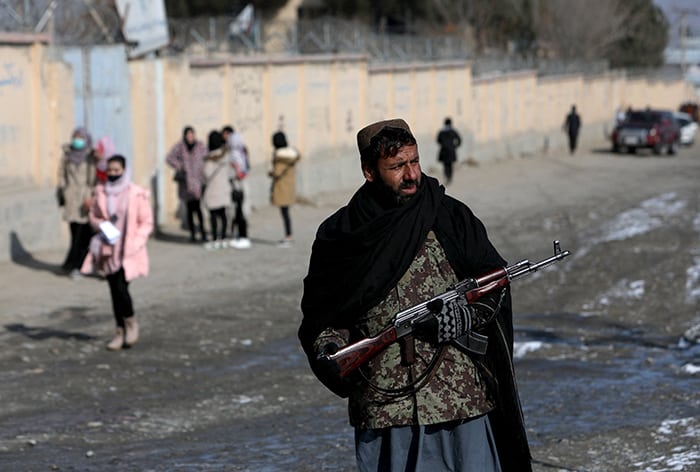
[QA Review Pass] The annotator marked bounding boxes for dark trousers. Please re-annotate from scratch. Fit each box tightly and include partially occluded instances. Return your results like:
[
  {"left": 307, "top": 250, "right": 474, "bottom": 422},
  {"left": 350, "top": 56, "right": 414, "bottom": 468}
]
[
  {"left": 280, "top": 206, "right": 292, "bottom": 237},
  {"left": 209, "top": 207, "right": 227, "bottom": 240},
  {"left": 231, "top": 191, "right": 248, "bottom": 239},
  {"left": 186, "top": 199, "right": 205, "bottom": 241},
  {"left": 106, "top": 268, "right": 134, "bottom": 328},
  {"left": 62, "top": 222, "right": 92, "bottom": 271},
  {"left": 442, "top": 161, "right": 454, "bottom": 184},
  {"left": 568, "top": 132, "right": 579, "bottom": 154}
]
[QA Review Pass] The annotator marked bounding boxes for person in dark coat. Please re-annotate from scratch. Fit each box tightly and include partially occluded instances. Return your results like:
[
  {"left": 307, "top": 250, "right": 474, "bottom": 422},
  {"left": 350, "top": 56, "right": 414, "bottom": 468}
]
[
  {"left": 436, "top": 117, "right": 462, "bottom": 185},
  {"left": 563, "top": 105, "right": 582, "bottom": 155},
  {"left": 299, "top": 118, "right": 532, "bottom": 471}
]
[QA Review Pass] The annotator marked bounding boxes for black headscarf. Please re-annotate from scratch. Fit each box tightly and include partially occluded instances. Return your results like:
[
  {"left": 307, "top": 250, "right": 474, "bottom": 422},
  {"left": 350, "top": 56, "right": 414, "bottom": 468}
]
[{"left": 183, "top": 126, "right": 195, "bottom": 151}]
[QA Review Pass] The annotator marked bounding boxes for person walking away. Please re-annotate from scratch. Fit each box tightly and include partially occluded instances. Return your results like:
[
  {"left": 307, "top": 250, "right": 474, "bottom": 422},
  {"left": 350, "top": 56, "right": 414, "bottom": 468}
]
[
  {"left": 202, "top": 130, "right": 231, "bottom": 249},
  {"left": 436, "top": 117, "right": 462, "bottom": 185},
  {"left": 222, "top": 125, "right": 251, "bottom": 249},
  {"left": 81, "top": 155, "right": 153, "bottom": 351},
  {"left": 166, "top": 126, "right": 207, "bottom": 242},
  {"left": 269, "top": 131, "right": 300, "bottom": 247},
  {"left": 563, "top": 105, "right": 582, "bottom": 155},
  {"left": 299, "top": 118, "right": 532, "bottom": 471},
  {"left": 57, "top": 126, "right": 98, "bottom": 279},
  {"left": 94, "top": 136, "right": 116, "bottom": 184}
]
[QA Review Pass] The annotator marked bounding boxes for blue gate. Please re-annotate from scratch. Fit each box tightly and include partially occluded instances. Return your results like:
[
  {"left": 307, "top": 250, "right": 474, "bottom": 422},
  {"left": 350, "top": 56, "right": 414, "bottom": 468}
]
[{"left": 61, "top": 45, "right": 134, "bottom": 163}]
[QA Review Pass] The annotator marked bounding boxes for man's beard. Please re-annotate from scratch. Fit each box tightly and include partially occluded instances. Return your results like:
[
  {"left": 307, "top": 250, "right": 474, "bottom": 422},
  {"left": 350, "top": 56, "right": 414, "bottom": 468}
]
[
  {"left": 395, "top": 179, "right": 420, "bottom": 205},
  {"left": 373, "top": 176, "right": 422, "bottom": 206}
]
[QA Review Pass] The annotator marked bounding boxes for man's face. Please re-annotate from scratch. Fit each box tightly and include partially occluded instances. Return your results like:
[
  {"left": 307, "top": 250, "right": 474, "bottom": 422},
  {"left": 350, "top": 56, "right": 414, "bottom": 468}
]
[{"left": 364, "top": 144, "right": 421, "bottom": 203}]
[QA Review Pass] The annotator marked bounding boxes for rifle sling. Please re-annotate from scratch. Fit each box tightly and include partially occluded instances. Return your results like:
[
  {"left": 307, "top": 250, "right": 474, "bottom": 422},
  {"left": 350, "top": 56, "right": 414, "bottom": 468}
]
[{"left": 361, "top": 346, "right": 446, "bottom": 399}]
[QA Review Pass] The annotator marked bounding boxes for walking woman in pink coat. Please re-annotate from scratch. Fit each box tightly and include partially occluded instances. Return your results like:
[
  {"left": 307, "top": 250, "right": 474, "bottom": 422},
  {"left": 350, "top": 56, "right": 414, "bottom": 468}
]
[{"left": 82, "top": 155, "right": 154, "bottom": 351}]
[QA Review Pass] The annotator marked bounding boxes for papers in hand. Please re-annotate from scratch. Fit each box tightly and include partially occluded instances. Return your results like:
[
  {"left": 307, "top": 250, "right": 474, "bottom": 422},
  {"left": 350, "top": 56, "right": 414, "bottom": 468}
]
[{"left": 99, "top": 221, "right": 121, "bottom": 244}]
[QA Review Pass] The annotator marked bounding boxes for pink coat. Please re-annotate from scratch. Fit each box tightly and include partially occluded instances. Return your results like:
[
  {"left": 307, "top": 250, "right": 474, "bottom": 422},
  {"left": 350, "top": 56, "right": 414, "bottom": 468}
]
[{"left": 82, "top": 183, "right": 153, "bottom": 281}]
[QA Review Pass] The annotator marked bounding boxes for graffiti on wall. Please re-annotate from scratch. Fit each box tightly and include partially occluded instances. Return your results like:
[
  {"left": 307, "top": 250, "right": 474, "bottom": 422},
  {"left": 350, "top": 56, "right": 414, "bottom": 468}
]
[{"left": 0, "top": 63, "right": 23, "bottom": 92}]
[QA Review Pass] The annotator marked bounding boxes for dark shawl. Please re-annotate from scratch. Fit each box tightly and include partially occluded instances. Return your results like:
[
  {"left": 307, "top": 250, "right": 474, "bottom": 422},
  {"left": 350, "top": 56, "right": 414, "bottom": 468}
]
[{"left": 299, "top": 174, "right": 532, "bottom": 470}]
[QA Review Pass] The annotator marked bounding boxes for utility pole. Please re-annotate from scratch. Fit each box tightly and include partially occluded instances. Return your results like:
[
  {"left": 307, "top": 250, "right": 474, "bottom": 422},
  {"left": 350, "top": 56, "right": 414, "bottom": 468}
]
[
  {"left": 680, "top": 11, "right": 687, "bottom": 73},
  {"left": 674, "top": 7, "right": 700, "bottom": 74}
]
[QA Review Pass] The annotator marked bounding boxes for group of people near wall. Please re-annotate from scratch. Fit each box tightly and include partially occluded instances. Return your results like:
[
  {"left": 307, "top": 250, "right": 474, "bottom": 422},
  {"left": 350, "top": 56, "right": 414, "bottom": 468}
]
[
  {"left": 164, "top": 125, "right": 300, "bottom": 250},
  {"left": 55, "top": 125, "right": 301, "bottom": 351}
]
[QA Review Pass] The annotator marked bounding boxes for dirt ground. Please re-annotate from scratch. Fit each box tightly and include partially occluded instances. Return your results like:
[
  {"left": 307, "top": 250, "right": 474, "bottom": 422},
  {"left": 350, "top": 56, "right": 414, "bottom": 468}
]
[{"left": 1, "top": 140, "right": 699, "bottom": 472}]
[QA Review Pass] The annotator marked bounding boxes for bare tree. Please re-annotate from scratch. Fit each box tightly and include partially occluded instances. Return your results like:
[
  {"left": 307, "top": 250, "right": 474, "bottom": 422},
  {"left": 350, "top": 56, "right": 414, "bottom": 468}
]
[
  {"left": 425, "top": 0, "right": 532, "bottom": 52},
  {"left": 532, "top": 0, "right": 645, "bottom": 60}
]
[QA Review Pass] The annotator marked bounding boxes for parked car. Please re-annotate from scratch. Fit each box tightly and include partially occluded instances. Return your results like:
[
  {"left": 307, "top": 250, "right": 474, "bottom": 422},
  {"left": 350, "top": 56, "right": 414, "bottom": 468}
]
[
  {"left": 611, "top": 109, "right": 680, "bottom": 155},
  {"left": 673, "top": 111, "right": 698, "bottom": 146}
]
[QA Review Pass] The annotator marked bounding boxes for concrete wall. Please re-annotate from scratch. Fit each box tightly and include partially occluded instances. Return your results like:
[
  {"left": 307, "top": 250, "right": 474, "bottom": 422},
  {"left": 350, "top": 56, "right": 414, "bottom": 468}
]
[
  {"left": 0, "top": 36, "right": 73, "bottom": 262},
  {"left": 0, "top": 41, "right": 72, "bottom": 187},
  {"left": 0, "top": 37, "right": 696, "bottom": 260}
]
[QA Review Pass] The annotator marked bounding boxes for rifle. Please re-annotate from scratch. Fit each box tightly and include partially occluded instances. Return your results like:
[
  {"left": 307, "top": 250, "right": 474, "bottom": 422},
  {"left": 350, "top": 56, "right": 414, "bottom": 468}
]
[{"left": 324, "top": 240, "right": 571, "bottom": 378}]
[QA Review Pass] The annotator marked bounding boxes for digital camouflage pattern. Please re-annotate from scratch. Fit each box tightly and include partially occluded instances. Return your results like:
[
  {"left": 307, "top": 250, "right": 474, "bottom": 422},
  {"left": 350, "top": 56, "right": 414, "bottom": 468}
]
[{"left": 315, "top": 232, "right": 494, "bottom": 429}]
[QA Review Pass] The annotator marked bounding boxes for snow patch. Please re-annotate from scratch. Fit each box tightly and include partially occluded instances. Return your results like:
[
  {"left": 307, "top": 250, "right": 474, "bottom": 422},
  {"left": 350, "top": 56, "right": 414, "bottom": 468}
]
[
  {"left": 231, "top": 394, "right": 263, "bottom": 405},
  {"left": 513, "top": 341, "right": 546, "bottom": 358},
  {"left": 635, "top": 449, "right": 700, "bottom": 472},
  {"left": 597, "top": 279, "right": 645, "bottom": 306},
  {"left": 634, "top": 418, "right": 700, "bottom": 471},
  {"left": 595, "top": 193, "right": 686, "bottom": 243},
  {"left": 685, "top": 257, "right": 700, "bottom": 303},
  {"left": 680, "top": 363, "right": 700, "bottom": 375}
]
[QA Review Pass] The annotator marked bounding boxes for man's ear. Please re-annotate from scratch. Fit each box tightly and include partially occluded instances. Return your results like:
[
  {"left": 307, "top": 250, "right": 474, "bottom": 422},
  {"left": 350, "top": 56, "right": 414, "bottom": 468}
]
[{"left": 362, "top": 164, "right": 375, "bottom": 182}]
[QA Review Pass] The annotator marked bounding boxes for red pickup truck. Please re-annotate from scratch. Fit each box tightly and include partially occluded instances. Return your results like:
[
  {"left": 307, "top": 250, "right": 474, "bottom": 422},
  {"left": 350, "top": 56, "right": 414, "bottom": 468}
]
[{"left": 611, "top": 109, "right": 680, "bottom": 155}]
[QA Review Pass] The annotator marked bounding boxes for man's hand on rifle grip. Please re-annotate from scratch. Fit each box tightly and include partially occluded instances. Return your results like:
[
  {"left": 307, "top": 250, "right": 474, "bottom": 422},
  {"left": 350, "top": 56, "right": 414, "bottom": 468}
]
[
  {"left": 414, "top": 296, "right": 472, "bottom": 345},
  {"left": 313, "top": 342, "right": 354, "bottom": 398}
]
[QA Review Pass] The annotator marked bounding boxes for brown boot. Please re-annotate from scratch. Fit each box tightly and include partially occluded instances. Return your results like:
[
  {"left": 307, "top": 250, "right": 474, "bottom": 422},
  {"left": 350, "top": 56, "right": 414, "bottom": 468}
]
[
  {"left": 124, "top": 316, "right": 139, "bottom": 346},
  {"left": 107, "top": 327, "right": 125, "bottom": 351}
]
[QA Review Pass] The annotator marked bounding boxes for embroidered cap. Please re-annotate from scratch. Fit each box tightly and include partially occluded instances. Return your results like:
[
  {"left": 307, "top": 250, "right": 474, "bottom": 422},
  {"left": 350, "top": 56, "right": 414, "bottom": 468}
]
[{"left": 356, "top": 118, "right": 413, "bottom": 154}]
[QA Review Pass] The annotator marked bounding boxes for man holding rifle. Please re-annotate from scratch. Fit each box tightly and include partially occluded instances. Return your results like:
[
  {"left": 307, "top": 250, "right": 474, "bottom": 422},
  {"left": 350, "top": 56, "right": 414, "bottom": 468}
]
[{"left": 299, "top": 119, "right": 532, "bottom": 471}]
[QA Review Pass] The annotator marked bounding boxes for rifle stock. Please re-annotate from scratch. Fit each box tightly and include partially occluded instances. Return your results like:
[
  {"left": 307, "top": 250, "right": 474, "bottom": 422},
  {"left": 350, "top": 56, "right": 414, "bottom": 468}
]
[
  {"left": 331, "top": 326, "right": 398, "bottom": 377},
  {"left": 324, "top": 240, "right": 571, "bottom": 378}
]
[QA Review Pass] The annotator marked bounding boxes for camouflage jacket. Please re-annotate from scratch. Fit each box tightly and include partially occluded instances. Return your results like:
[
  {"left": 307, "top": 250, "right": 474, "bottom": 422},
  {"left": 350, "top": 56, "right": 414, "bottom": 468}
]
[{"left": 314, "top": 232, "right": 494, "bottom": 429}]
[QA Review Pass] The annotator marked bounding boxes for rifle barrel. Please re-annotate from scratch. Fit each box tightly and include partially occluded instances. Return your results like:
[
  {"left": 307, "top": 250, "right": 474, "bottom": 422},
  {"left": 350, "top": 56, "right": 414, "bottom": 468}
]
[{"left": 509, "top": 250, "right": 570, "bottom": 279}]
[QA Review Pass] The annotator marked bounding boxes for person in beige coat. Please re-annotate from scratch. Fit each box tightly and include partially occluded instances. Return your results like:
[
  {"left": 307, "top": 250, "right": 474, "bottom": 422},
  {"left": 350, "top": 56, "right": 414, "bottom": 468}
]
[
  {"left": 270, "top": 131, "right": 300, "bottom": 247},
  {"left": 57, "top": 126, "right": 98, "bottom": 278},
  {"left": 202, "top": 130, "right": 232, "bottom": 249}
]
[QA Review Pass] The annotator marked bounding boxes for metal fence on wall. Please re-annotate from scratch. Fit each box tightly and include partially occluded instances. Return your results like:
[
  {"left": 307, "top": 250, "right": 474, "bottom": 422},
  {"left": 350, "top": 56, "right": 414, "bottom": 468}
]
[
  {"left": 169, "top": 16, "right": 613, "bottom": 77},
  {"left": 1, "top": 1, "right": 621, "bottom": 78},
  {"left": 0, "top": 0, "right": 122, "bottom": 46}
]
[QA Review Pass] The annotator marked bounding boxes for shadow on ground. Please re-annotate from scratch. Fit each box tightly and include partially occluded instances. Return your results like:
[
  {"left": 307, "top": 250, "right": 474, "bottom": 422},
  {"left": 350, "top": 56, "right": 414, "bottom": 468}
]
[{"left": 9, "top": 231, "right": 64, "bottom": 275}]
